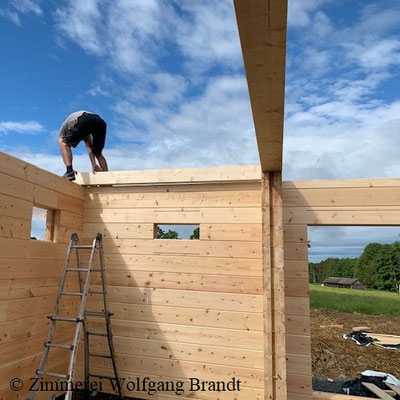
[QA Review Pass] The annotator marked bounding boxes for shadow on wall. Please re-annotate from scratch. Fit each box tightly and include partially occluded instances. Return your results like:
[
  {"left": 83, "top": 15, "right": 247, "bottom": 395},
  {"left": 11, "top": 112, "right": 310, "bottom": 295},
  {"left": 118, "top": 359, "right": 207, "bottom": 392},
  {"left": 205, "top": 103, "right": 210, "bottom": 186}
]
[{"left": 79, "top": 182, "right": 264, "bottom": 399}]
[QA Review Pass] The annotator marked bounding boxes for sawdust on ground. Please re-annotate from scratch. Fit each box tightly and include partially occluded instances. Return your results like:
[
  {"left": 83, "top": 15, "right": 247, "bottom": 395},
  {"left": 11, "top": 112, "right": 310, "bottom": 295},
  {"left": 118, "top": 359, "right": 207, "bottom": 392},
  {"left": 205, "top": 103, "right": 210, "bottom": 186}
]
[{"left": 311, "top": 309, "right": 400, "bottom": 379}]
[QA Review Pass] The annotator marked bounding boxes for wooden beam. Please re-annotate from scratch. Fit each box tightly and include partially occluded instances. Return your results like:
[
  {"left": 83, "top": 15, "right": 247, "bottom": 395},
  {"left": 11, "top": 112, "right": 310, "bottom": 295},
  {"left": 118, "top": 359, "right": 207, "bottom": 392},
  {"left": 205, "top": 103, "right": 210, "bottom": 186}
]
[
  {"left": 234, "top": 0, "right": 288, "bottom": 172},
  {"left": 75, "top": 165, "right": 261, "bottom": 186},
  {"left": 262, "top": 171, "right": 287, "bottom": 399}
]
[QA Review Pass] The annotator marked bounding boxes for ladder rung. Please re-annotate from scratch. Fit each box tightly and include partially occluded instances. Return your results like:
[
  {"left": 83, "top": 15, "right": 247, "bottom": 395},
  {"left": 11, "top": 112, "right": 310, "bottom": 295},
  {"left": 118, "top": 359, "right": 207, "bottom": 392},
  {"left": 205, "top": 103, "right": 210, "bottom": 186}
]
[
  {"left": 60, "top": 291, "right": 84, "bottom": 296},
  {"left": 89, "top": 290, "right": 104, "bottom": 295},
  {"left": 85, "top": 311, "right": 113, "bottom": 317},
  {"left": 65, "top": 268, "right": 90, "bottom": 272},
  {"left": 72, "top": 245, "right": 95, "bottom": 249},
  {"left": 45, "top": 342, "right": 73, "bottom": 350},
  {"left": 88, "top": 332, "right": 108, "bottom": 337},
  {"left": 48, "top": 316, "right": 82, "bottom": 322},
  {"left": 37, "top": 370, "right": 69, "bottom": 379},
  {"left": 89, "top": 352, "right": 112, "bottom": 358}
]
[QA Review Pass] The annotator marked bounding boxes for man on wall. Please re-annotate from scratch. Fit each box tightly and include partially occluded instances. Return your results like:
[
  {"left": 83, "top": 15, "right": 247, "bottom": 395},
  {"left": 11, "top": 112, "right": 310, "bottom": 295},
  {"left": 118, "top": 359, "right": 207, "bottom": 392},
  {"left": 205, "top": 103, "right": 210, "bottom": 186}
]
[{"left": 58, "top": 110, "right": 108, "bottom": 181}]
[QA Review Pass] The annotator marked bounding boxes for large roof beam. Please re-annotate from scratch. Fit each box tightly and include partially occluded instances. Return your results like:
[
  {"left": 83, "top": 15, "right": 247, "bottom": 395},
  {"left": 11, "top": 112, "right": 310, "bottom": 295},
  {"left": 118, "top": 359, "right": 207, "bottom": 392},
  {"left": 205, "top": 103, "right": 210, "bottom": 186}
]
[{"left": 234, "top": 0, "right": 288, "bottom": 172}]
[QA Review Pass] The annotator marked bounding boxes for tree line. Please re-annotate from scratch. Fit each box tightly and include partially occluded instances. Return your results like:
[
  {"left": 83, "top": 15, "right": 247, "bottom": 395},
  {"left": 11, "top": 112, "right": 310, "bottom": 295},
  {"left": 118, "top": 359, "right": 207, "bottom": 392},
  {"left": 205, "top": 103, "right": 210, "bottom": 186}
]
[
  {"left": 156, "top": 226, "right": 199, "bottom": 240},
  {"left": 309, "top": 241, "right": 400, "bottom": 294}
]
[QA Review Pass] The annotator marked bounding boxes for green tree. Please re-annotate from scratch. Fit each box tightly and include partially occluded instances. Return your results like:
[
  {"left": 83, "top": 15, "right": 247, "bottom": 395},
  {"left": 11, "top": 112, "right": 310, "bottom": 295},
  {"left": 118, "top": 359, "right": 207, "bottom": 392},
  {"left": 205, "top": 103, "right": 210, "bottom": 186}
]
[
  {"left": 354, "top": 243, "right": 382, "bottom": 288},
  {"left": 373, "top": 244, "right": 400, "bottom": 293},
  {"left": 190, "top": 227, "right": 199, "bottom": 240},
  {"left": 337, "top": 258, "right": 357, "bottom": 278},
  {"left": 157, "top": 227, "right": 179, "bottom": 239}
]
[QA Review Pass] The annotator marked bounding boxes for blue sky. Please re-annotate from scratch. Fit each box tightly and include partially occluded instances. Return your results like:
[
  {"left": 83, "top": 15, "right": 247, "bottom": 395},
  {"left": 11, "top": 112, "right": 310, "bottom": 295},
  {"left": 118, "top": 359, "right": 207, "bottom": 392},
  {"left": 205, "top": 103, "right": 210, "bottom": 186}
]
[{"left": 2, "top": 0, "right": 400, "bottom": 259}]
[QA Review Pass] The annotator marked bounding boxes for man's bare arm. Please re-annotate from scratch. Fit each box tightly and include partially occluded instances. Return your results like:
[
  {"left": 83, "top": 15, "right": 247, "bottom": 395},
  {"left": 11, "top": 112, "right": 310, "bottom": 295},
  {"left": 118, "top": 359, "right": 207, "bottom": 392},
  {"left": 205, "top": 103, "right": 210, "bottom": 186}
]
[
  {"left": 84, "top": 137, "right": 102, "bottom": 172},
  {"left": 96, "top": 153, "right": 108, "bottom": 171}
]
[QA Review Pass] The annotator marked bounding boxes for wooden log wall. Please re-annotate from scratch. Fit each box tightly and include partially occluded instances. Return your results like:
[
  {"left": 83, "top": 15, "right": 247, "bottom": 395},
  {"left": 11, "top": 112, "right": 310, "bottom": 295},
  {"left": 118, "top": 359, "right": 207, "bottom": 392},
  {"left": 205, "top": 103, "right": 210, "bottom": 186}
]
[
  {"left": 0, "top": 151, "right": 85, "bottom": 400},
  {"left": 80, "top": 168, "right": 264, "bottom": 399},
  {"left": 2, "top": 153, "right": 395, "bottom": 400},
  {"left": 282, "top": 178, "right": 400, "bottom": 400}
]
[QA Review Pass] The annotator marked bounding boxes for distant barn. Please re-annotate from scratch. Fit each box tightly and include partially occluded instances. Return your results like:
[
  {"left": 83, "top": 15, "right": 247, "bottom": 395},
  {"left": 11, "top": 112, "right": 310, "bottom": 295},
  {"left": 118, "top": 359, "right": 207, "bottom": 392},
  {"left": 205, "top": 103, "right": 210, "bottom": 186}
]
[{"left": 323, "top": 277, "right": 366, "bottom": 290}]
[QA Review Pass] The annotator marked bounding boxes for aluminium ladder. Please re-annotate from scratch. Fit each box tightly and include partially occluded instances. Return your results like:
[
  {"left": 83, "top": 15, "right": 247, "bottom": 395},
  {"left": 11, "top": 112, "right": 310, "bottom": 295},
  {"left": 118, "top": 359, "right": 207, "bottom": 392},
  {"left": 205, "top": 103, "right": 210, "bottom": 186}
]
[{"left": 29, "top": 233, "right": 124, "bottom": 400}]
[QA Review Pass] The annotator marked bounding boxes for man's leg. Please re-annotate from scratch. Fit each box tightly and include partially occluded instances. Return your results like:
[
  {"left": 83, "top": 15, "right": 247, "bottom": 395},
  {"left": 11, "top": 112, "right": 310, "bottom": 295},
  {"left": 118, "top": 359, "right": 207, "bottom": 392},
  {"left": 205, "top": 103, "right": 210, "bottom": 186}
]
[{"left": 59, "top": 137, "right": 75, "bottom": 180}]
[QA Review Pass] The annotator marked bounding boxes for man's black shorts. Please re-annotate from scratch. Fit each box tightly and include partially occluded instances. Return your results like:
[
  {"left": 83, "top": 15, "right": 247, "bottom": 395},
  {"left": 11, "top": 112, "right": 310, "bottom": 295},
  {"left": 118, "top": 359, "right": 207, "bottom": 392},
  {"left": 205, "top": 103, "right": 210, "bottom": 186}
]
[{"left": 63, "top": 113, "right": 106, "bottom": 155}]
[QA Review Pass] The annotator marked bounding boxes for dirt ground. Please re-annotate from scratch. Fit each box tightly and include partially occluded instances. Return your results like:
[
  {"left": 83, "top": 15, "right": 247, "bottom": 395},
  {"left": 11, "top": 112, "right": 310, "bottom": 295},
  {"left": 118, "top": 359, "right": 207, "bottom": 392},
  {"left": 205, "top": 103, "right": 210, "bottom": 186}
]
[{"left": 311, "top": 309, "right": 400, "bottom": 379}]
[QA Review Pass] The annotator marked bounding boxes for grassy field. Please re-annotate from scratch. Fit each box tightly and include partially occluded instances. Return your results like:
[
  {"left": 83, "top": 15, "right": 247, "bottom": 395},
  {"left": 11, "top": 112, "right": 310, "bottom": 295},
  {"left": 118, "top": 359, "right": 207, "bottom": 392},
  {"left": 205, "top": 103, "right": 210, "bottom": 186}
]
[{"left": 309, "top": 284, "right": 400, "bottom": 316}]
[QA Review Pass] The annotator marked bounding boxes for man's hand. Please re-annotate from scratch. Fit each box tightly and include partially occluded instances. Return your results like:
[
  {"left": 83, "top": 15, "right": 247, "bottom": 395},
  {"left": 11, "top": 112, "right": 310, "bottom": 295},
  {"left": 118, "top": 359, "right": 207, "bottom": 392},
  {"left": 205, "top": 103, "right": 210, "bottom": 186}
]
[{"left": 93, "top": 164, "right": 103, "bottom": 173}]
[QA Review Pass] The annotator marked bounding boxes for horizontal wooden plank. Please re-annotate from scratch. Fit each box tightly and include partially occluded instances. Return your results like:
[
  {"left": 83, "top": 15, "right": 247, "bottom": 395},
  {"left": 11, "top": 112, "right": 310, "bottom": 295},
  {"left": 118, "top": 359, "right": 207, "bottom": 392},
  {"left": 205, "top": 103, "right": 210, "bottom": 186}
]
[
  {"left": 0, "top": 171, "right": 34, "bottom": 201},
  {"left": 33, "top": 184, "right": 58, "bottom": 209},
  {"left": 283, "top": 178, "right": 400, "bottom": 189},
  {"left": 313, "top": 392, "right": 375, "bottom": 400},
  {"left": 85, "top": 189, "right": 261, "bottom": 209},
  {"left": 86, "top": 254, "right": 262, "bottom": 276},
  {"left": 0, "top": 349, "right": 68, "bottom": 391},
  {"left": 0, "top": 215, "right": 30, "bottom": 239},
  {"left": 58, "top": 210, "right": 84, "bottom": 230},
  {"left": 286, "top": 335, "right": 311, "bottom": 355},
  {"left": 0, "top": 150, "right": 84, "bottom": 199},
  {"left": 86, "top": 301, "right": 263, "bottom": 331},
  {"left": 200, "top": 224, "right": 261, "bottom": 241},
  {"left": 76, "top": 353, "right": 264, "bottom": 389},
  {"left": 74, "top": 367, "right": 263, "bottom": 400},
  {"left": 0, "top": 330, "right": 71, "bottom": 366},
  {"left": 86, "top": 181, "right": 261, "bottom": 194},
  {"left": 57, "top": 193, "right": 84, "bottom": 215},
  {"left": 0, "top": 278, "right": 62, "bottom": 301},
  {"left": 0, "top": 315, "right": 50, "bottom": 345},
  {"left": 97, "top": 238, "right": 261, "bottom": 259},
  {"left": 87, "top": 285, "right": 263, "bottom": 312},
  {"left": 284, "top": 260, "right": 309, "bottom": 280},
  {"left": 285, "top": 297, "right": 310, "bottom": 317},
  {"left": 287, "top": 373, "right": 313, "bottom": 395},
  {"left": 284, "top": 206, "right": 400, "bottom": 225},
  {"left": 286, "top": 316, "right": 310, "bottom": 336},
  {"left": 287, "top": 394, "right": 313, "bottom": 400},
  {"left": 87, "top": 335, "right": 263, "bottom": 369},
  {"left": 0, "top": 295, "right": 78, "bottom": 322},
  {"left": 87, "top": 319, "right": 264, "bottom": 350},
  {"left": 0, "top": 258, "right": 64, "bottom": 279},
  {"left": 91, "top": 270, "right": 262, "bottom": 294},
  {"left": 284, "top": 186, "right": 400, "bottom": 207},
  {"left": 285, "top": 279, "right": 309, "bottom": 298},
  {"left": 83, "top": 222, "right": 154, "bottom": 239},
  {"left": 83, "top": 207, "right": 262, "bottom": 224},
  {"left": 76, "top": 165, "right": 261, "bottom": 186},
  {"left": 284, "top": 242, "right": 308, "bottom": 260},
  {"left": 284, "top": 224, "right": 307, "bottom": 243},
  {"left": 0, "top": 238, "right": 67, "bottom": 259},
  {"left": 0, "top": 193, "right": 32, "bottom": 220},
  {"left": 286, "top": 354, "right": 312, "bottom": 376}
]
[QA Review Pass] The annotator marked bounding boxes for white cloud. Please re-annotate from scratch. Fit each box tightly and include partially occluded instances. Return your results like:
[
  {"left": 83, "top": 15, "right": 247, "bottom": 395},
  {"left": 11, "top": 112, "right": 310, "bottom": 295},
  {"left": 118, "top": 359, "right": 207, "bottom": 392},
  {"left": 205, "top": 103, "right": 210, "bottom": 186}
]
[
  {"left": 55, "top": 0, "right": 104, "bottom": 55},
  {"left": 350, "top": 39, "right": 400, "bottom": 69},
  {"left": 0, "top": 8, "right": 20, "bottom": 25},
  {"left": 173, "top": 0, "right": 243, "bottom": 73},
  {"left": 309, "top": 226, "right": 400, "bottom": 262},
  {"left": 0, "top": 120, "right": 44, "bottom": 134},
  {"left": 284, "top": 1, "right": 400, "bottom": 182},
  {"left": 0, "top": 0, "right": 42, "bottom": 25},
  {"left": 11, "top": 0, "right": 42, "bottom": 16},
  {"left": 55, "top": 0, "right": 242, "bottom": 78},
  {"left": 55, "top": 0, "right": 174, "bottom": 75},
  {"left": 87, "top": 85, "right": 111, "bottom": 98},
  {"left": 288, "top": 0, "right": 330, "bottom": 28}
]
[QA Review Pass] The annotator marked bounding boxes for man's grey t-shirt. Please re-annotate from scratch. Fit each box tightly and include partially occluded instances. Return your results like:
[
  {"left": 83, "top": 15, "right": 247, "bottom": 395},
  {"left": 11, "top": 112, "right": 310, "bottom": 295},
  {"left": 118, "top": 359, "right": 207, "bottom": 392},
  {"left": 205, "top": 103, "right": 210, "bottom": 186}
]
[{"left": 58, "top": 110, "right": 91, "bottom": 138}]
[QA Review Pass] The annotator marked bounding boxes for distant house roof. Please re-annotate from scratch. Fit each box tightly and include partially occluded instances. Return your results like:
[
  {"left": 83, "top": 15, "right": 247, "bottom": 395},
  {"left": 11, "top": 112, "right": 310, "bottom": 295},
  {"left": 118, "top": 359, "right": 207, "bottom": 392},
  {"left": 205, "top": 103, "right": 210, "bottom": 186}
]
[{"left": 324, "top": 277, "right": 365, "bottom": 285}]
